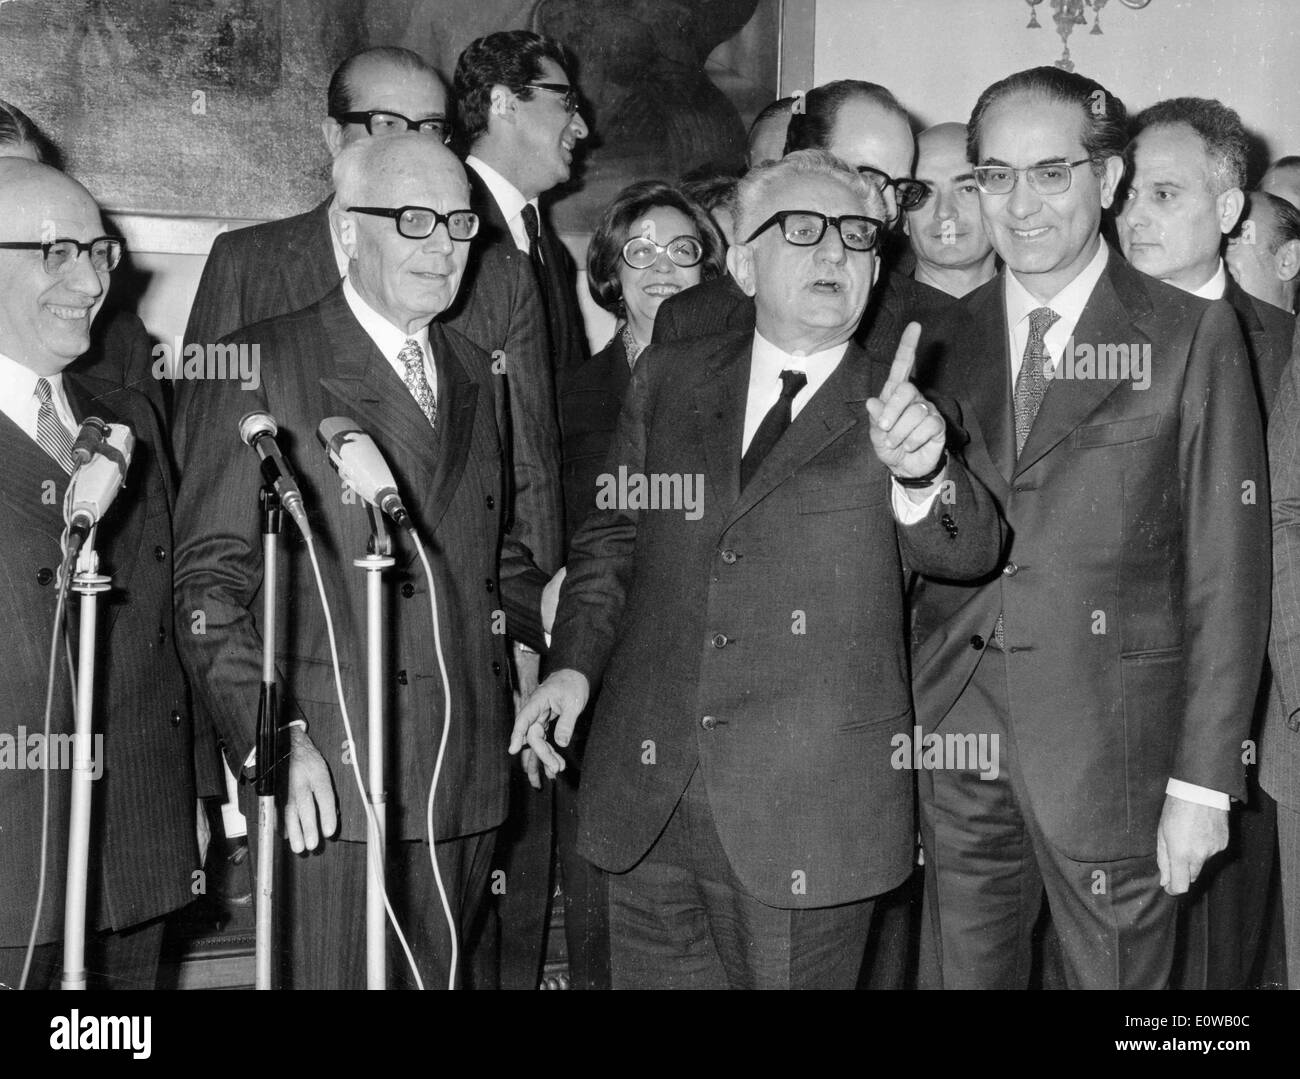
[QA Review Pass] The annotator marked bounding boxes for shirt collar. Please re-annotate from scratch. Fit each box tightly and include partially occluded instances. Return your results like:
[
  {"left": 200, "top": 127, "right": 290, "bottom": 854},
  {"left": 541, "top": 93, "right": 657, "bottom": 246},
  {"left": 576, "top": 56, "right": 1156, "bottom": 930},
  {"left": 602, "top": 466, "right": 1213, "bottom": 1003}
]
[
  {"left": 1005, "top": 240, "right": 1109, "bottom": 330},
  {"left": 342, "top": 276, "right": 430, "bottom": 361},
  {"left": 466, "top": 156, "right": 537, "bottom": 229},
  {"left": 1189, "top": 259, "right": 1228, "bottom": 300},
  {"left": 751, "top": 331, "right": 849, "bottom": 374}
]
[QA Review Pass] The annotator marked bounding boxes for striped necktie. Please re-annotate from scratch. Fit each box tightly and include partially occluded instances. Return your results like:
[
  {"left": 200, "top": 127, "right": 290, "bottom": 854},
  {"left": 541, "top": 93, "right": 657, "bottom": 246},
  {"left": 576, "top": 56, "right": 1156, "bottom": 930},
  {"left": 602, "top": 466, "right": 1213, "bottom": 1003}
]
[{"left": 35, "top": 377, "right": 76, "bottom": 474}]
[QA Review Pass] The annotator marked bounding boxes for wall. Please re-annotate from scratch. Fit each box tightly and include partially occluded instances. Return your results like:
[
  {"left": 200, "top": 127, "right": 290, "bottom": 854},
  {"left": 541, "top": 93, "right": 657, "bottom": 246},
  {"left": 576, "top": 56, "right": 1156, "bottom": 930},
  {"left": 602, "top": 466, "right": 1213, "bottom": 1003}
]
[{"left": 814, "top": 0, "right": 1300, "bottom": 169}]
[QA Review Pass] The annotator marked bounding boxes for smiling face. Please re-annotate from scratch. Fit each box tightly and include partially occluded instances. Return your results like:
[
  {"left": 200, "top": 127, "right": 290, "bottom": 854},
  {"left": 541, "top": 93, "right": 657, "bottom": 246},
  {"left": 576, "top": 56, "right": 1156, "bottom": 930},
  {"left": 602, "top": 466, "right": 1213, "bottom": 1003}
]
[
  {"left": 731, "top": 170, "right": 881, "bottom": 354},
  {"left": 976, "top": 92, "right": 1121, "bottom": 302},
  {"left": 335, "top": 141, "right": 472, "bottom": 333},
  {"left": 617, "top": 205, "right": 703, "bottom": 339},
  {"left": 907, "top": 123, "right": 993, "bottom": 271},
  {"left": 0, "top": 162, "right": 109, "bottom": 374},
  {"left": 1116, "top": 122, "right": 1240, "bottom": 291},
  {"left": 508, "top": 57, "right": 588, "bottom": 198}
]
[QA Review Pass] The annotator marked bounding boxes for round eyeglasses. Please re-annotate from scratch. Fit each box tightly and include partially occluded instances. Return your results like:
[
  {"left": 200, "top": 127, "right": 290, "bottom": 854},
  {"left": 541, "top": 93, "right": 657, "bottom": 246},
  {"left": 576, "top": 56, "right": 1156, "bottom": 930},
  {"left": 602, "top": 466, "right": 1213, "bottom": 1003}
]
[
  {"left": 348, "top": 206, "right": 480, "bottom": 241},
  {"left": 972, "top": 158, "right": 1093, "bottom": 196},
  {"left": 855, "top": 166, "right": 930, "bottom": 212},
  {"left": 621, "top": 234, "right": 703, "bottom": 269},
  {"left": 0, "top": 237, "right": 123, "bottom": 275},
  {"left": 332, "top": 110, "right": 453, "bottom": 144},
  {"left": 744, "top": 210, "right": 882, "bottom": 252}
]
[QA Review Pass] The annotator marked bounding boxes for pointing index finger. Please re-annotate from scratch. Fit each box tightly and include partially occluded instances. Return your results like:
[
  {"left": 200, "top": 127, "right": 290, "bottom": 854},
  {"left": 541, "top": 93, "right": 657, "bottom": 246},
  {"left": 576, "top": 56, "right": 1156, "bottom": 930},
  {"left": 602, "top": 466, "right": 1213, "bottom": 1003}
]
[{"left": 882, "top": 321, "right": 922, "bottom": 398}]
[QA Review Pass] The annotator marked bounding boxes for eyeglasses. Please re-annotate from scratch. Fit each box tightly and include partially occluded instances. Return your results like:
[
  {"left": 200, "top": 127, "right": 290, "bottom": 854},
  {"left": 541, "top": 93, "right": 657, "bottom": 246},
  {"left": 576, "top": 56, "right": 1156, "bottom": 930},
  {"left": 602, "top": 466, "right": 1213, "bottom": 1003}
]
[
  {"left": 972, "top": 158, "right": 1093, "bottom": 196},
  {"left": 332, "top": 110, "right": 453, "bottom": 144},
  {"left": 855, "top": 166, "right": 930, "bottom": 212},
  {"left": 525, "top": 83, "right": 579, "bottom": 115},
  {"left": 744, "top": 210, "right": 882, "bottom": 252},
  {"left": 621, "top": 234, "right": 703, "bottom": 269},
  {"left": 0, "top": 237, "right": 123, "bottom": 275},
  {"left": 348, "top": 206, "right": 479, "bottom": 241}
]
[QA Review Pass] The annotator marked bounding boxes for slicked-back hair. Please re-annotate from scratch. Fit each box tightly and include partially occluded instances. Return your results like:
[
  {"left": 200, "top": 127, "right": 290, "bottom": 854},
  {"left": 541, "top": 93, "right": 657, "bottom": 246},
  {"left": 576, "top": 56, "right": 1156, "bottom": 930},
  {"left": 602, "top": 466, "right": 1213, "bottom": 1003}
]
[
  {"left": 1249, "top": 190, "right": 1300, "bottom": 253},
  {"left": 1131, "top": 97, "right": 1250, "bottom": 194},
  {"left": 0, "top": 98, "right": 57, "bottom": 165},
  {"left": 326, "top": 46, "right": 443, "bottom": 118},
  {"left": 784, "top": 80, "right": 909, "bottom": 156},
  {"left": 454, "top": 30, "right": 572, "bottom": 145},
  {"left": 587, "top": 180, "right": 727, "bottom": 314},
  {"left": 967, "top": 66, "right": 1127, "bottom": 176},
  {"left": 734, "top": 148, "right": 883, "bottom": 242}
]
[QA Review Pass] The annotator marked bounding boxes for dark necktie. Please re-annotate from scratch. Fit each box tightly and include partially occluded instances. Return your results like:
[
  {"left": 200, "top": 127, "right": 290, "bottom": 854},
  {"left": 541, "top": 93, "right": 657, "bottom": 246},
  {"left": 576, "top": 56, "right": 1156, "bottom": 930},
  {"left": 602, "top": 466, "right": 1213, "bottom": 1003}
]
[
  {"left": 521, "top": 202, "right": 545, "bottom": 272},
  {"left": 35, "top": 377, "right": 76, "bottom": 474},
  {"left": 740, "top": 369, "right": 807, "bottom": 489}
]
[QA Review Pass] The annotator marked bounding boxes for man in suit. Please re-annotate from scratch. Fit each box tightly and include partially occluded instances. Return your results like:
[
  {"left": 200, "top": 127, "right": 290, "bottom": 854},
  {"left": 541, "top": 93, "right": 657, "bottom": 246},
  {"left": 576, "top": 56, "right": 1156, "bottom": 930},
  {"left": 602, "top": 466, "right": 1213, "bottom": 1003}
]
[
  {"left": 1117, "top": 98, "right": 1292, "bottom": 988},
  {"left": 453, "top": 28, "right": 592, "bottom": 988},
  {"left": 0, "top": 160, "right": 196, "bottom": 989},
  {"left": 911, "top": 67, "right": 1271, "bottom": 990},
  {"left": 1228, "top": 191, "right": 1300, "bottom": 316},
  {"left": 512, "top": 149, "right": 1002, "bottom": 988},
  {"left": 173, "top": 136, "right": 555, "bottom": 989}
]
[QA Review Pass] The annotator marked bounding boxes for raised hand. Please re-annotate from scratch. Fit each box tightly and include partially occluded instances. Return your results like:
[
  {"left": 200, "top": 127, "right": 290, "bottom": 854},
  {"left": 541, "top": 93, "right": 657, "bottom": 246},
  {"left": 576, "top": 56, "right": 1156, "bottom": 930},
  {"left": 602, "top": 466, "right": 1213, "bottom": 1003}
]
[{"left": 865, "top": 322, "right": 947, "bottom": 484}]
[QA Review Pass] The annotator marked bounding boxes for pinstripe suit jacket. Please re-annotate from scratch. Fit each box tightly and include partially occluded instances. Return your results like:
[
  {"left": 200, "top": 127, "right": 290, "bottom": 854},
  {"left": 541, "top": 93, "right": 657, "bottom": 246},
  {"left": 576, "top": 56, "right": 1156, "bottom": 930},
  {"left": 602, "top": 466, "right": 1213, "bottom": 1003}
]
[
  {"left": 0, "top": 374, "right": 196, "bottom": 945},
  {"left": 173, "top": 286, "right": 548, "bottom": 840}
]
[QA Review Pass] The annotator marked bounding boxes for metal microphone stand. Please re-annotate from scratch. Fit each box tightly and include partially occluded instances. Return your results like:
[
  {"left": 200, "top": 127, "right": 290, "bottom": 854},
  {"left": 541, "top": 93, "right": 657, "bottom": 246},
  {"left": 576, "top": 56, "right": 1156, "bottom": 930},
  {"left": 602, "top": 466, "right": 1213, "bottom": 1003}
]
[
  {"left": 255, "top": 485, "right": 282, "bottom": 990},
  {"left": 61, "top": 529, "right": 110, "bottom": 990},
  {"left": 356, "top": 504, "right": 395, "bottom": 989}
]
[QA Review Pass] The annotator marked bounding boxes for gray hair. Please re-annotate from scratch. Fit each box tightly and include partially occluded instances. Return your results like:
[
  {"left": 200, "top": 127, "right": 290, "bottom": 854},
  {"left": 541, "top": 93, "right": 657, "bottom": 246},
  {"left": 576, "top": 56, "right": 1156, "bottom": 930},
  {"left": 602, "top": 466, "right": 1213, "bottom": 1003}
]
[
  {"left": 332, "top": 132, "right": 464, "bottom": 210},
  {"left": 734, "top": 149, "right": 884, "bottom": 241}
]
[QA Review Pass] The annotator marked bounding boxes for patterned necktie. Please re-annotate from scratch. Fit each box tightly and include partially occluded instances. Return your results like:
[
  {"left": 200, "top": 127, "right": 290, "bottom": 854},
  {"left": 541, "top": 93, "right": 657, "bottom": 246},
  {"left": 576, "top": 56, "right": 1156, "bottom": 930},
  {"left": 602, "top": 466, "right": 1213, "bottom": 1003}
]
[
  {"left": 35, "top": 377, "right": 76, "bottom": 474},
  {"left": 398, "top": 339, "right": 437, "bottom": 428},
  {"left": 740, "top": 369, "right": 808, "bottom": 489},
  {"left": 1012, "top": 306, "right": 1060, "bottom": 456}
]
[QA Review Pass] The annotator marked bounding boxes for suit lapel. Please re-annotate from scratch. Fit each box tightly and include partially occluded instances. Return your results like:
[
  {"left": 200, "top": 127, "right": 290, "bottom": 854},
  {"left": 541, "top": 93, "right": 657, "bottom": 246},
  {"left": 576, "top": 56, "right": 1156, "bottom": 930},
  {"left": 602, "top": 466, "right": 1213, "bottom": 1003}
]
[
  {"left": 960, "top": 280, "right": 1016, "bottom": 484},
  {"left": 421, "top": 325, "right": 480, "bottom": 540},
  {"left": 691, "top": 336, "right": 751, "bottom": 515},
  {"left": 0, "top": 409, "right": 67, "bottom": 538},
  {"left": 286, "top": 198, "right": 342, "bottom": 315}
]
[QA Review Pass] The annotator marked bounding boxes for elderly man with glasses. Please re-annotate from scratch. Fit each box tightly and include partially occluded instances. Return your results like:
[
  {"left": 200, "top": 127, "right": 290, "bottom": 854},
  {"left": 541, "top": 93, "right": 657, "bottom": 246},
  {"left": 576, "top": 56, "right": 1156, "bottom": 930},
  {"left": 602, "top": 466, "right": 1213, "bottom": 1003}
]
[
  {"left": 511, "top": 149, "right": 1002, "bottom": 989},
  {"left": 173, "top": 135, "right": 559, "bottom": 990}
]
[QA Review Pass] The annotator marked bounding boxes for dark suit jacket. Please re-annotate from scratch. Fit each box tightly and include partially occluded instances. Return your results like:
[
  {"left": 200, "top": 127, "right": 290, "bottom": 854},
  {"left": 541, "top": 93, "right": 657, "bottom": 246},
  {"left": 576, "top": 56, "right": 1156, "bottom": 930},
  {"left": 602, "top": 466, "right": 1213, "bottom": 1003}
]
[
  {"left": 549, "top": 331, "right": 1003, "bottom": 908},
  {"left": 72, "top": 307, "right": 168, "bottom": 431},
  {"left": 1223, "top": 274, "right": 1294, "bottom": 420},
  {"left": 173, "top": 286, "right": 548, "bottom": 841},
  {"left": 0, "top": 375, "right": 196, "bottom": 945},
  {"left": 181, "top": 195, "right": 563, "bottom": 575},
  {"left": 559, "top": 333, "right": 632, "bottom": 549},
  {"left": 911, "top": 251, "right": 1271, "bottom": 859}
]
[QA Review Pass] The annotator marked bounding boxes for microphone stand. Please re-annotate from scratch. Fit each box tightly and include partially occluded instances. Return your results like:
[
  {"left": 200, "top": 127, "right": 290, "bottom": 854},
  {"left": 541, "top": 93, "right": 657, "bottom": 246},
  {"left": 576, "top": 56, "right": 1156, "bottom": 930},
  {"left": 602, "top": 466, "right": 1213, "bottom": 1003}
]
[
  {"left": 255, "top": 485, "right": 282, "bottom": 990},
  {"left": 356, "top": 503, "right": 394, "bottom": 989},
  {"left": 61, "top": 529, "right": 111, "bottom": 990}
]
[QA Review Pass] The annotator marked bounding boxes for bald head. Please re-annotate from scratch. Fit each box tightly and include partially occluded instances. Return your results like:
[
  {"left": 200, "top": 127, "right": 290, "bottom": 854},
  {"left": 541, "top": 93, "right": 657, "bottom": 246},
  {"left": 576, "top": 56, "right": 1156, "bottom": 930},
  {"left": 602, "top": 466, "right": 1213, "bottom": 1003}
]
[
  {"left": 322, "top": 47, "right": 449, "bottom": 159},
  {"left": 331, "top": 135, "right": 473, "bottom": 333},
  {"left": 1262, "top": 158, "right": 1300, "bottom": 211},
  {"left": 0, "top": 160, "right": 109, "bottom": 373}
]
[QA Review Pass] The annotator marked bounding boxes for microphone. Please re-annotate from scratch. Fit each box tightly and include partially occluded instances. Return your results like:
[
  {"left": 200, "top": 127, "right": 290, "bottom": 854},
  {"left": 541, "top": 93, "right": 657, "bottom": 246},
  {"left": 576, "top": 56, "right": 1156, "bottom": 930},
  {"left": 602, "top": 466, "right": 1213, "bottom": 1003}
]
[
  {"left": 239, "top": 412, "right": 311, "bottom": 535},
  {"left": 70, "top": 417, "right": 109, "bottom": 468},
  {"left": 66, "top": 422, "right": 135, "bottom": 550},
  {"left": 317, "top": 417, "right": 411, "bottom": 528}
]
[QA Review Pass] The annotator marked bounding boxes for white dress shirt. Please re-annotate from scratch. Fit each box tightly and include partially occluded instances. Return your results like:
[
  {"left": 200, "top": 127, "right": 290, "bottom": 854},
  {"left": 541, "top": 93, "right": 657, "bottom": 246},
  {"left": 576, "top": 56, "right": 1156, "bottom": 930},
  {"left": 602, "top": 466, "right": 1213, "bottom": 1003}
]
[
  {"left": 0, "top": 351, "right": 77, "bottom": 444},
  {"left": 1188, "top": 259, "right": 1228, "bottom": 301},
  {"left": 466, "top": 155, "right": 539, "bottom": 256},
  {"left": 342, "top": 277, "right": 437, "bottom": 401},
  {"left": 741, "top": 332, "right": 847, "bottom": 454}
]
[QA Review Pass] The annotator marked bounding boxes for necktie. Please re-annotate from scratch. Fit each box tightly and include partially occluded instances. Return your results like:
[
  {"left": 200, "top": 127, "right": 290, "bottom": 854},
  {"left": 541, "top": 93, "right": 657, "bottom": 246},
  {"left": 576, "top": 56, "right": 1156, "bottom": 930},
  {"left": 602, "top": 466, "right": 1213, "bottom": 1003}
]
[
  {"left": 1012, "top": 306, "right": 1060, "bottom": 456},
  {"left": 520, "top": 203, "right": 544, "bottom": 268},
  {"left": 399, "top": 339, "right": 437, "bottom": 428},
  {"left": 994, "top": 306, "right": 1060, "bottom": 649},
  {"left": 740, "top": 369, "right": 807, "bottom": 489},
  {"left": 35, "top": 377, "right": 76, "bottom": 474}
]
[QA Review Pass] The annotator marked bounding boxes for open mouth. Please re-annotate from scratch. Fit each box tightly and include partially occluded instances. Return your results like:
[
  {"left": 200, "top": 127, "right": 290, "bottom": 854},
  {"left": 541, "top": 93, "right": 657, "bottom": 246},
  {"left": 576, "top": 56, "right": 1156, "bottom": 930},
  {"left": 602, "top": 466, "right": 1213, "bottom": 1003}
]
[
  {"left": 810, "top": 279, "right": 844, "bottom": 293},
  {"left": 1010, "top": 226, "right": 1050, "bottom": 240},
  {"left": 46, "top": 304, "right": 93, "bottom": 321},
  {"left": 642, "top": 284, "right": 680, "bottom": 297}
]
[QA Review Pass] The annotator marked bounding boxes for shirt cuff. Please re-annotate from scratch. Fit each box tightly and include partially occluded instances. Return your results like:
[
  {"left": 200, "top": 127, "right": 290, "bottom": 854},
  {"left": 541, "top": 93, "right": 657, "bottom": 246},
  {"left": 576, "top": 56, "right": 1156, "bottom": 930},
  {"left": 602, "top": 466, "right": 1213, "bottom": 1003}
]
[
  {"left": 1165, "top": 778, "right": 1231, "bottom": 810},
  {"left": 890, "top": 479, "right": 941, "bottom": 525}
]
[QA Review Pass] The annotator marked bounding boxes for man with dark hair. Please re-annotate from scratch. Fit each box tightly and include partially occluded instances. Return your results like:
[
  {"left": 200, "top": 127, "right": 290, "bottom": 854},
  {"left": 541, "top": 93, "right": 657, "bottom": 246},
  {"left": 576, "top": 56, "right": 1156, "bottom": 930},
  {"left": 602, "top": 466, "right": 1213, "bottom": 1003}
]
[
  {"left": 1117, "top": 95, "right": 1291, "bottom": 990},
  {"left": 747, "top": 96, "right": 794, "bottom": 169},
  {"left": 1229, "top": 191, "right": 1300, "bottom": 315},
  {"left": 912, "top": 67, "right": 1270, "bottom": 989},
  {"left": 1262, "top": 155, "right": 1300, "bottom": 211}
]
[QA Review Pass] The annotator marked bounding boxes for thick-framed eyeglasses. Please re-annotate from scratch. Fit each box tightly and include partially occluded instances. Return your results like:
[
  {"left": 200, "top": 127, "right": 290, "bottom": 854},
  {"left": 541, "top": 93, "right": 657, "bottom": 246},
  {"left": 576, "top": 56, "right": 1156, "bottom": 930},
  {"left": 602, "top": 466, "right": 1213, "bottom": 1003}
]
[
  {"left": 972, "top": 158, "right": 1093, "bottom": 196},
  {"left": 855, "top": 166, "right": 930, "bottom": 211},
  {"left": 0, "top": 237, "right": 123, "bottom": 275},
  {"left": 525, "top": 83, "right": 579, "bottom": 115},
  {"left": 744, "top": 210, "right": 882, "bottom": 252},
  {"left": 621, "top": 234, "right": 703, "bottom": 269},
  {"left": 332, "top": 110, "right": 453, "bottom": 144},
  {"left": 348, "top": 206, "right": 480, "bottom": 241}
]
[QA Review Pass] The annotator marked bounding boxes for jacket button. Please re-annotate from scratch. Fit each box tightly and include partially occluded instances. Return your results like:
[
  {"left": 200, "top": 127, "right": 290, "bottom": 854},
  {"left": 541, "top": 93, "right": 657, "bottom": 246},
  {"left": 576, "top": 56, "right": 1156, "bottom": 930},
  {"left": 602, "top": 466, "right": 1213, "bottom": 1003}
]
[
  {"left": 711, "top": 632, "right": 729, "bottom": 649},
  {"left": 154, "top": 545, "right": 167, "bottom": 562},
  {"left": 1003, "top": 561, "right": 1019, "bottom": 576},
  {"left": 492, "top": 661, "right": 502, "bottom": 676},
  {"left": 701, "top": 715, "right": 717, "bottom": 731},
  {"left": 485, "top": 578, "right": 495, "bottom": 593},
  {"left": 36, "top": 567, "right": 53, "bottom": 586},
  {"left": 485, "top": 495, "right": 495, "bottom": 510},
  {"left": 720, "top": 549, "right": 737, "bottom": 565},
  {"left": 941, "top": 513, "right": 958, "bottom": 537},
  {"left": 401, "top": 582, "right": 415, "bottom": 598},
  {"left": 970, "top": 635, "right": 985, "bottom": 651},
  {"left": 157, "top": 626, "right": 167, "bottom": 644},
  {"left": 169, "top": 709, "right": 182, "bottom": 728},
  {"left": 397, "top": 669, "right": 408, "bottom": 686}
]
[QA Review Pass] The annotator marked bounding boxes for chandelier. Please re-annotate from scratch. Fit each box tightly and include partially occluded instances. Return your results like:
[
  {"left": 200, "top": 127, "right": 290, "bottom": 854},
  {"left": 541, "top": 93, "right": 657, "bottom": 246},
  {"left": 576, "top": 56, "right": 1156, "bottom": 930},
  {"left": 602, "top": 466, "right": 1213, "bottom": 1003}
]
[{"left": 1025, "top": 0, "right": 1151, "bottom": 72}]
